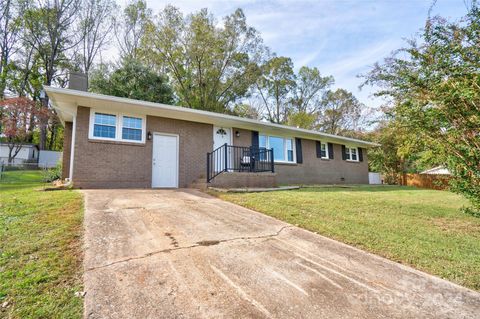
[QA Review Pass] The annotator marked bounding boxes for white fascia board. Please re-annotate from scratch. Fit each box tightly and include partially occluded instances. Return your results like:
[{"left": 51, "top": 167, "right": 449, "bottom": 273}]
[
  {"left": 44, "top": 86, "right": 380, "bottom": 148},
  {"left": 47, "top": 90, "right": 78, "bottom": 124}
]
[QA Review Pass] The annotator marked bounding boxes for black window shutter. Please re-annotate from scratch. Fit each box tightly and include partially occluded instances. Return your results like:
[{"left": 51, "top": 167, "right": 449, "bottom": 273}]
[
  {"left": 342, "top": 145, "right": 347, "bottom": 160},
  {"left": 315, "top": 141, "right": 321, "bottom": 158},
  {"left": 328, "top": 143, "right": 334, "bottom": 159},
  {"left": 251, "top": 131, "right": 259, "bottom": 149},
  {"left": 358, "top": 148, "right": 363, "bottom": 162},
  {"left": 295, "top": 138, "right": 303, "bottom": 163}
]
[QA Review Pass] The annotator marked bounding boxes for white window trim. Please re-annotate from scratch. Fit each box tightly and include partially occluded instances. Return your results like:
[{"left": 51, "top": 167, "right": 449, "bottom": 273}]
[
  {"left": 89, "top": 108, "right": 146, "bottom": 144},
  {"left": 345, "top": 146, "right": 359, "bottom": 162},
  {"left": 259, "top": 134, "right": 296, "bottom": 163},
  {"left": 320, "top": 142, "right": 329, "bottom": 159},
  {"left": 90, "top": 112, "right": 117, "bottom": 141}
]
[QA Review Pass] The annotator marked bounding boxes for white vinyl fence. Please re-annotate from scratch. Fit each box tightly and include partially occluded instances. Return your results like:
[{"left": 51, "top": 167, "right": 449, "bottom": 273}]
[
  {"left": 38, "top": 150, "right": 62, "bottom": 168},
  {"left": 368, "top": 172, "right": 382, "bottom": 185}
]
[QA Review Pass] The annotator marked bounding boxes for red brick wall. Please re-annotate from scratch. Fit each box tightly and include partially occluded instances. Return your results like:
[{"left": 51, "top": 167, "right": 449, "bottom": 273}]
[
  {"left": 70, "top": 105, "right": 368, "bottom": 188},
  {"left": 274, "top": 140, "right": 369, "bottom": 185},
  {"left": 72, "top": 106, "right": 212, "bottom": 188},
  {"left": 232, "top": 128, "right": 252, "bottom": 147},
  {"left": 231, "top": 128, "right": 369, "bottom": 185},
  {"left": 147, "top": 115, "right": 212, "bottom": 186},
  {"left": 210, "top": 172, "right": 277, "bottom": 188}
]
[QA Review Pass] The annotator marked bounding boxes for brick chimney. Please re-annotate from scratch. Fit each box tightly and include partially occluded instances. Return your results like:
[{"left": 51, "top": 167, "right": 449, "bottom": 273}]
[{"left": 68, "top": 71, "right": 88, "bottom": 91}]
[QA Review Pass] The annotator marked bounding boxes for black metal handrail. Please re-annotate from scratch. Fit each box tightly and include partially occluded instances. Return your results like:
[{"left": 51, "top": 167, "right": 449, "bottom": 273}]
[{"left": 206, "top": 144, "right": 274, "bottom": 183}]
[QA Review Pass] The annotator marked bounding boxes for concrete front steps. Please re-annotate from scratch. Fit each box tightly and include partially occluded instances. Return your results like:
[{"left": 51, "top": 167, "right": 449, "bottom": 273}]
[{"left": 189, "top": 172, "right": 277, "bottom": 190}]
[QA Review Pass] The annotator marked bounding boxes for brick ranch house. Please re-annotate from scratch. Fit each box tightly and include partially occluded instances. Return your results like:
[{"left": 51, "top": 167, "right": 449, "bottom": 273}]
[{"left": 45, "top": 85, "right": 378, "bottom": 189}]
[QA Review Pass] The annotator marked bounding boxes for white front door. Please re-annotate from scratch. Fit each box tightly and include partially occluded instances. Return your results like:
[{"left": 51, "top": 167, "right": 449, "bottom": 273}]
[
  {"left": 213, "top": 127, "right": 232, "bottom": 172},
  {"left": 152, "top": 133, "right": 179, "bottom": 188},
  {"left": 213, "top": 126, "right": 232, "bottom": 150}
]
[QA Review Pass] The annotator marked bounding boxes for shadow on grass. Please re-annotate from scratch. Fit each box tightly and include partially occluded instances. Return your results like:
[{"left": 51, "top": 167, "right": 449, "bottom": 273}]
[
  {"left": 1, "top": 170, "right": 43, "bottom": 180},
  {"left": 0, "top": 183, "right": 48, "bottom": 191},
  {"left": 0, "top": 170, "right": 46, "bottom": 191}
]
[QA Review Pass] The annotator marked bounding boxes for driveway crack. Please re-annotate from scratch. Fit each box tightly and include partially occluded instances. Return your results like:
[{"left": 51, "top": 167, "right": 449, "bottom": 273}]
[{"left": 85, "top": 225, "right": 293, "bottom": 272}]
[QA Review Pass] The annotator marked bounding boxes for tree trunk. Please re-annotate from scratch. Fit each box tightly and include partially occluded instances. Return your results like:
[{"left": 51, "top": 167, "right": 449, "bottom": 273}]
[
  {"left": 0, "top": 62, "right": 7, "bottom": 100},
  {"left": 399, "top": 157, "right": 406, "bottom": 185},
  {"left": 8, "top": 146, "right": 13, "bottom": 164},
  {"left": 0, "top": 0, "right": 11, "bottom": 100},
  {"left": 27, "top": 115, "right": 35, "bottom": 143},
  {"left": 7, "top": 143, "right": 22, "bottom": 164},
  {"left": 48, "top": 123, "right": 56, "bottom": 150},
  {"left": 39, "top": 95, "right": 49, "bottom": 150}
]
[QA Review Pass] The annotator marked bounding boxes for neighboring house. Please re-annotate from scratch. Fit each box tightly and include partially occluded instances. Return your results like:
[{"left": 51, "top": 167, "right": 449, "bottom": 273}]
[
  {"left": 420, "top": 166, "right": 451, "bottom": 175},
  {"left": 0, "top": 142, "right": 39, "bottom": 165},
  {"left": 45, "top": 84, "right": 378, "bottom": 189}
]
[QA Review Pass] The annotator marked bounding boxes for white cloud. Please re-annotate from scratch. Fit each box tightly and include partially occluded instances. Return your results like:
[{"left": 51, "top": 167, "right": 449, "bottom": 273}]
[{"left": 320, "top": 38, "right": 400, "bottom": 79}]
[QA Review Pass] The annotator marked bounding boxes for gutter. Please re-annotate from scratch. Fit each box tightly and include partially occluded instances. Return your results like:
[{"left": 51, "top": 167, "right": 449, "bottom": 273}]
[{"left": 44, "top": 86, "right": 381, "bottom": 148}]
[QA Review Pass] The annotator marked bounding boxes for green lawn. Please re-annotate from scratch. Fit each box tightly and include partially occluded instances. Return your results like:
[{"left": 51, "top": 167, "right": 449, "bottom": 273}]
[
  {"left": 0, "top": 171, "right": 84, "bottom": 318},
  {"left": 215, "top": 186, "right": 480, "bottom": 291}
]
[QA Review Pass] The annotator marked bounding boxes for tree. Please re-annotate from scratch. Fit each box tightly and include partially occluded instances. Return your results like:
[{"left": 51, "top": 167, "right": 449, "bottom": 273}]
[
  {"left": 0, "top": 0, "right": 22, "bottom": 98},
  {"left": 0, "top": 97, "right": 46, "bottom": 163},
  {"left": 287, "top": 111, "right": 317, "bottom": 129},
  {"left": 232, "top": 103, "right": 259, "bottom": 119},
  {"left": 77, "top": 0, "right": 117, "bottom": 84},
  {"left": 23, "top": 0, "right": 82, "bottom": 88},
  {"left": 254, "top": 62, "right": 333, "bottom": 127},
  {"left": 115, "top": 0, "right": 151, "bottom": 60},
  {"left": 366, "top": 119, "right": 423, "bottom": 184},
  {"left": 255, "top": 56, "right": 295, "bottom": 123},
  {"left": 89, "top": 58, "right": 174, "bottom": 104},
  {"left": 363, "top": 5, "right": 480, "bottom": 213},
  {"left": 141, "top": 6, "right": 265, "bottom": 113},
  {"left": 289, "top": 66, "right": 333, "bottom": 129},
  {"left": 7, "top": 38, "right": 43, "bottom": 98},
  {"left": 317, "top": 89, "right": 363, "bottom": 135},
  {"left": 22, "top": 0, "right": 83, "bottom": 149}
]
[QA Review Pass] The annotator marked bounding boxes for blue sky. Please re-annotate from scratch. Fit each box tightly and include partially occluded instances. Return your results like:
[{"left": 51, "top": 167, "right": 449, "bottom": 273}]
[{"left": 139, "top": 0, "right": 469, "bottom": 109}]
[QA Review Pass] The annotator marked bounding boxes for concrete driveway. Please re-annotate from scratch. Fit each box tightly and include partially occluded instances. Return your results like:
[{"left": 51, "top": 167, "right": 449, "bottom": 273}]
[{"left": 82, "top": 189, "right": 479, "bottom": 319}]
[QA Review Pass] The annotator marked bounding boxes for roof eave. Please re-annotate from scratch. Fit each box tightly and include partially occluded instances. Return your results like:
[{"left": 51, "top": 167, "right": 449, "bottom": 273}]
[{"left": 44, "top": 86, "right": 380, "bottom": 148}]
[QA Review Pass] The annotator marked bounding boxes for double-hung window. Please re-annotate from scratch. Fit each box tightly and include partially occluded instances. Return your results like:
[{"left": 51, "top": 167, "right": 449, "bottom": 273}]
[
  {"left": 259, "top": 134, "right": 295, "bottom": 163},
  {"left": 320, "top": 142, "right": 328, "bottom": 159},
  {"left": 345, "top": 147, "right": 358, "bottom": 161},
  {"left": 286, "top": 139, "right": 294, "bottom": 161},
  {"left": 122, "top": 116, "right": 142, "bottom": 141},
  {"left": 93, "top": 113, "right": 117, "bottom": 139},
  {"left": 90, "top": 110, "right": 145, "bottom": 143}
]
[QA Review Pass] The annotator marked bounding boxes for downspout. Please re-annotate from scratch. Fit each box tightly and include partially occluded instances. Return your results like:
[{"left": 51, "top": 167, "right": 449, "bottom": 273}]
[{"left": 68, "top": 115, "right": 77, "bottom": 184}]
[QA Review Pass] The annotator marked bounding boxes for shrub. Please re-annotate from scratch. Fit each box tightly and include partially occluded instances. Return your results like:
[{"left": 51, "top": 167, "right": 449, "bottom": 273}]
[{"left": 43, "top": 163, "right": 62, "bottom": 183}]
